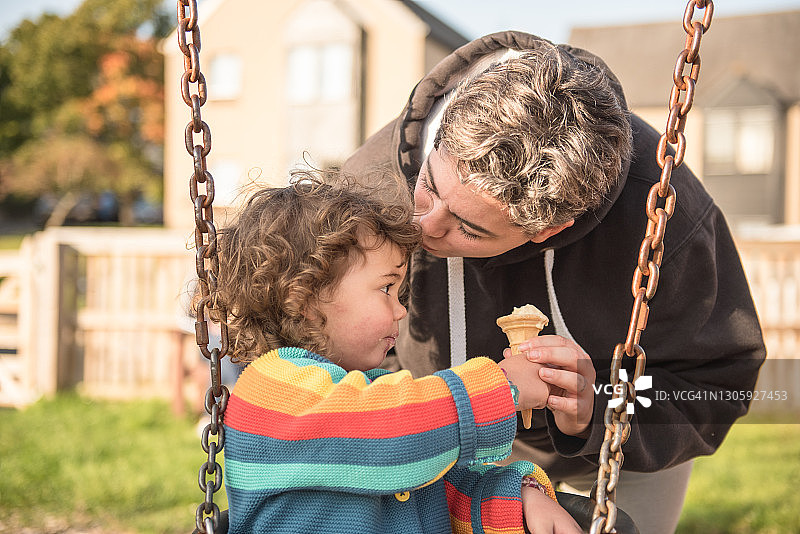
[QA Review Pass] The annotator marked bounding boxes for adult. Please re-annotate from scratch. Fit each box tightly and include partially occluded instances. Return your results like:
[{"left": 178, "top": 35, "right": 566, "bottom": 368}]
[{"left": 343, "top": 32, "right": 765, "bottom": 534}]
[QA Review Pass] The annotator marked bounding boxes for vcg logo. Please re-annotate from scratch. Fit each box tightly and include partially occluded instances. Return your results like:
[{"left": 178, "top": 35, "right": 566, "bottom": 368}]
[{"left": 593, "top": 369, "right": 652, "bottom": 415}]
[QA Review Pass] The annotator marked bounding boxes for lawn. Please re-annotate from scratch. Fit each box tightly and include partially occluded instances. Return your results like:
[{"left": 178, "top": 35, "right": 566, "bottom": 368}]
[
  {"left": 0, "top": 394, "right": 797, "bottom": 533},
  {"left": 0, "top": 393, "right": 227, "bottom": 533},
  {"left": 676, "top": 412, "right": 800, "bottom": 533}
]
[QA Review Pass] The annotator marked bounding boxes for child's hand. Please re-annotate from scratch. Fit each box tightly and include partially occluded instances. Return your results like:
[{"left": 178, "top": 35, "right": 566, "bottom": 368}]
[
  {"left": 498, "top": 354, "right": 550, "bottom": 411},
  {"left": 522, "top": 486, "right": 582, "bottom": 534}
]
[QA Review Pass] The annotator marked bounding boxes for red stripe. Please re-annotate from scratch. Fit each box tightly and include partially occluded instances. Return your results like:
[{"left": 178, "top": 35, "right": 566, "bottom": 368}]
[
  {"left": 445, "top": 480, "right": 473, "bottom": 523},
  {"left": 446, "top": 481, "right": 523, "bottom": 530},
  {"left": 470, "top": 387, "right": 515, "bottom": 425},
  {"left": 224, "top": 394, "right": 461, "bottom": 440},
  {"left": 480, "top": 495, "right": 523, "bottom": 529}
]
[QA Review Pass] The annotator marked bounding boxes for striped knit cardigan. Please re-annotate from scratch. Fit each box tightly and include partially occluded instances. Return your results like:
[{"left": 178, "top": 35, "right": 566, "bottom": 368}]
[{"left": 223, "top": 347, "right": 555, "bottom": 533}]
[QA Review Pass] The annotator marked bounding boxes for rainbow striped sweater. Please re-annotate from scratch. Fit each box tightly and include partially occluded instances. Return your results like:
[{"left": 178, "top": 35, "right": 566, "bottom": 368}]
[{"left": 223, "top": 347, "right": 555, "bottom": 534}]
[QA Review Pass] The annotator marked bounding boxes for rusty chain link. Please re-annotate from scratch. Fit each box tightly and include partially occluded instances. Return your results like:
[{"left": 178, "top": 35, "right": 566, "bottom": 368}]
[
  {"left": 177, "top": 1, "right": 230, "bottom": 533},
  {"left": 590, "top": 1, "right": 713, "bottom": 532}
]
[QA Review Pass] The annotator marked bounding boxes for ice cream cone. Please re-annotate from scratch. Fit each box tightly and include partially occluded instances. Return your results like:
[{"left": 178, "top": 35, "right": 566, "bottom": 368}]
[{"left": 496, "top": 304, "right": 549, "bottom": 429}]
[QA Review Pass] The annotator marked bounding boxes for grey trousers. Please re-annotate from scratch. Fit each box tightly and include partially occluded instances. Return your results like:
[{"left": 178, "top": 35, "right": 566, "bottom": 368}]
[{"left": 559, "top": 460, "right": 694, "bottom": 534}]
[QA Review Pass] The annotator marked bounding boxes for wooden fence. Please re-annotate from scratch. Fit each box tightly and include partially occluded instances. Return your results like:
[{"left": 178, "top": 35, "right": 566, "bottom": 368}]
[
  {"left": 735, "top": 227, "right": 800, "bottom": 413},
  {"left": 0, "top": 226, "right": 798, "bottom": 413},
  {"left": 0, "top": 227, "right": 200, "bottom": 410},
  {"left": 0, "top": 250, "right": 31, "bottom": 406}
]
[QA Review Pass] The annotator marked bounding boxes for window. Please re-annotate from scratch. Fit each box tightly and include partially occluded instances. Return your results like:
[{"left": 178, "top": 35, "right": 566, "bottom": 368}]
[
  {"left": 286, "top": 46, "right": 319, "bottom": 104},
  {"left": 286, "top": 43, "right": 353, "bottom": 104},
  {"left": 705, "top": 106, "right": 775, "bottom": 175},
  {"left": 208, "top": 54, "right": 243, "bottom": 100}
]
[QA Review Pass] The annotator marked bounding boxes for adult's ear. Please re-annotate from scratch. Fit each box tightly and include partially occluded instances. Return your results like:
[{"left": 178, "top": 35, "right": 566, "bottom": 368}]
[{"left": 529, "top": 219, "right": 575, "bottom": 244}]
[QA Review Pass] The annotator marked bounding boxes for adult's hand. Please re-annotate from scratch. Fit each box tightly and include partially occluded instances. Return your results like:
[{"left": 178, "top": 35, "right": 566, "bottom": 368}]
[{"left": 516, "top": 335, "right": 596, "bottom": 437}]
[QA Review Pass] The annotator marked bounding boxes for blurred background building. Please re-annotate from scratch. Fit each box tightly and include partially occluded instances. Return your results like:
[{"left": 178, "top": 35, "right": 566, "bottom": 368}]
[
  {"left": 569, "top": 10, "right": 800, "bottom": 230},
  {"left": 161, "top": 0, "right": 467, "bottom": 228}
]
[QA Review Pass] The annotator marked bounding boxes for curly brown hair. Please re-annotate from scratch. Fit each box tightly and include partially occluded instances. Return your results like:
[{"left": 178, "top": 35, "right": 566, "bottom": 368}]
[
  {"left": 435, "top": 44, "right": 632, "bottom": 236},
  {"left": 213, "top": 171, "right": 421, "bottom": 364}
]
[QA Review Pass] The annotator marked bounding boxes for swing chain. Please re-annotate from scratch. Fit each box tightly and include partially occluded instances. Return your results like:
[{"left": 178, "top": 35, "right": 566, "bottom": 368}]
[
  {"left": 177, "top": 1, "right": 230, "bottom": 533},
  {"left": 590, "top": 1, "right": 713, "bottom": 532}
]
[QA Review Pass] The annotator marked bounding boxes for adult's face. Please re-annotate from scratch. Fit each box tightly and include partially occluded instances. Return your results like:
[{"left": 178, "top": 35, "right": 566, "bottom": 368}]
[{"left": 413, "top": 147, "right": 561, "bottom": 258}]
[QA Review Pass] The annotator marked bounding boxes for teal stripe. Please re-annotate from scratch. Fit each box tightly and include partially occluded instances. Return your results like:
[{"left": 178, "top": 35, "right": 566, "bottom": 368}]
[
  {"left": 475, "top": 443, "right": 512, "bottom": 460},
  {"left": 275, "top": 349, "right": 347, "bottom": 382},
  {"left": 225, "top": 448, "right": 458, "bottom": 492}
]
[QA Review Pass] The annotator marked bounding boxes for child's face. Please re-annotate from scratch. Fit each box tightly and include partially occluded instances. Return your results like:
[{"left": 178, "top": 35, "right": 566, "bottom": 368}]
[{"left": 316, "top": 239, "right": 408, "bottom": 371}]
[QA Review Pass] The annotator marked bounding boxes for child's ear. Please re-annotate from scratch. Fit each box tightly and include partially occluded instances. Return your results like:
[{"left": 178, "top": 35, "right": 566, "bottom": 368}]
[
  {"left": 300, "top": 296, "right": 323, "bottom": 323},
  {"left": 302, "top": 304, "right": 319, "bottom": 321},
  {"left": 288, "top": 284, "right": 318, "bottom": 321}
]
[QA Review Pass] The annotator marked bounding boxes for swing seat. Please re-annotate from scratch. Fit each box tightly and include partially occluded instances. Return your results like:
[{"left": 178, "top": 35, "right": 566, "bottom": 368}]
[
  {"left": 191, "top": 491, "right": 638, "bottom": 534},
  {"left": 555, "top": 491, "right": 639, "bottom": 533}
]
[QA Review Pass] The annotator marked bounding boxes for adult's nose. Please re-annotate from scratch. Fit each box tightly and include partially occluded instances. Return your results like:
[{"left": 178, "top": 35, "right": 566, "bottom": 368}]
[{"left": 416, "top": 201, "right": 447, "bottom": 239}]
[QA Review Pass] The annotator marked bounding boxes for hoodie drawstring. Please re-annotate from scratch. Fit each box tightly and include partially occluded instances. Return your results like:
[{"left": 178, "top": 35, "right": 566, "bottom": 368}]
[
  {"left": 544, "top": 249, "right": 576, "bottom": 343},
  {"left": 447, "top": 256, "right": 467, "bottom": 367}
]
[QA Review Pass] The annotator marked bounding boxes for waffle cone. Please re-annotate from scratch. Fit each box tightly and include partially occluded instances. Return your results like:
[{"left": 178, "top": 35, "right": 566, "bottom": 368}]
[
  {"left": 496, "top": 305, "right": 549, "bottom": 429},
  {"left": 496, "top": 305, "right": 548, "bottom": 355}
]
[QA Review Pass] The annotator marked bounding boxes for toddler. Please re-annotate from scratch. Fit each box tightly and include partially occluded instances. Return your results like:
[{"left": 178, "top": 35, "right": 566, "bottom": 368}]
[{"left": 216, "top": 172, "right": 580, "bottom": 534}]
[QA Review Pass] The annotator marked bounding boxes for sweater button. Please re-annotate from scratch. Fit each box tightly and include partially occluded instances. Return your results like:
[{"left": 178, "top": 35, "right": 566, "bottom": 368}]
[{"left": 394, "top": 491, "right": 410, "bottom": 502}]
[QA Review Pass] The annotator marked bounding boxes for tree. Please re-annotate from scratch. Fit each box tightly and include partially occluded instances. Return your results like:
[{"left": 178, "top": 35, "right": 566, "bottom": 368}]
[{"left": 0, "top": 0, "right": 170, "bottom": 226}]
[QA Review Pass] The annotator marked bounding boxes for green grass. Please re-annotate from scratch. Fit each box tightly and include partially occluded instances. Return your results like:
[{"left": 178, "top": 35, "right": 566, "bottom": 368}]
[
  {"left": 0, "top": 394, "right": 797, "bottom": 533},
  {"left": 676, "top": 412, "right": 800, "bottom": 533},
  {"left": 0, "top": 393, "right": 226, "bottom": 533}
]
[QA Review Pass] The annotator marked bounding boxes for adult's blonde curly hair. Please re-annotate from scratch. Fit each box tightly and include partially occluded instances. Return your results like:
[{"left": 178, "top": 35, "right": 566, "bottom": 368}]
[
  {"left": 435, "top": 44, "right": 632, "bottom": 236},
  {"left": 213, "top": 171, "right": 421, "bottom": 364}
]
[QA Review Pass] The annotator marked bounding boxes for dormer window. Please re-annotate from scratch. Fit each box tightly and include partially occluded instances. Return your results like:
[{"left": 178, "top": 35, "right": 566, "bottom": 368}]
[
  {"left": 702, "top": 77, "right": 784, "bottom": 226},
  {"left": 286, "top": 43, "right": 354, "bottom": 105}
]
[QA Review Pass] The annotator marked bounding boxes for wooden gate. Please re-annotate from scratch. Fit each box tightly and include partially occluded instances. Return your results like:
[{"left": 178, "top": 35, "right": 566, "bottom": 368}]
[{"left": 4, "top": 227, "right": 198, "bottom": 408}]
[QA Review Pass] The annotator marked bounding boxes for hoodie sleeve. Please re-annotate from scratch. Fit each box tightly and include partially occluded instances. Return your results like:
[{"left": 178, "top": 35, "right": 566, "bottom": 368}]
[
  {"left": 547, "top": 202, "right": 766, "bottom": 472},
  {"left": 223, "top": 349, "right": 519, "bottom": 496}
]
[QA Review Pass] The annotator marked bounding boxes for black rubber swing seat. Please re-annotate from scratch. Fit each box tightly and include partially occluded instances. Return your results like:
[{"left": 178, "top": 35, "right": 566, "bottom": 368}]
[
  {"left": 192, "top": 491, "right": 638, "bottom": 534},
  {"left": 555, "top": 491, "right": 639, "bottom": 533}
]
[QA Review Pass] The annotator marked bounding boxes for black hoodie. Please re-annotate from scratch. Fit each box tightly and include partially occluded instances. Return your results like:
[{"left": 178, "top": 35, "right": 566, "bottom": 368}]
[{"left": 343, "top": 31, "right": 765, "bottom": 480}]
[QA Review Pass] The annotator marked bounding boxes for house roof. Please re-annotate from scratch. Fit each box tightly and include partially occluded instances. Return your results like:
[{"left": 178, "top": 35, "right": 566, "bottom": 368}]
[
  {"left": 569, "top": 9, "right": 800, "bottom": 108},
  {"left": 400, "top": 0, "right": 469, "bottom": 50}
]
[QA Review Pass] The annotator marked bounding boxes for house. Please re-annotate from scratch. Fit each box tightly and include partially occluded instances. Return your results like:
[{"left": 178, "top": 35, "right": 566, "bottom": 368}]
[
  {"left": 161, "top": 0, "right": 467, "bottom": 229},
  {"left": 569, "top": 9, "right": 800, "bottom": 230}
]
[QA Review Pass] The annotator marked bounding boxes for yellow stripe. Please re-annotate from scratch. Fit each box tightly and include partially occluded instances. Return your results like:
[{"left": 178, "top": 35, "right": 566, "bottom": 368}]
[
  {"left": 456, "top": 357, "right": 507, "bottom": 396},
  {"left": 483, "top": 527, "right": 524, "bottom": 533},
  {"left": 525, "top": 465, "right": 557, "bottom": 501},
  {"left": 449, "top": 516, "right": 474, "bottom": 534},
  {"left": 235, "top": 351, "right": 457, "bottom": 413}
]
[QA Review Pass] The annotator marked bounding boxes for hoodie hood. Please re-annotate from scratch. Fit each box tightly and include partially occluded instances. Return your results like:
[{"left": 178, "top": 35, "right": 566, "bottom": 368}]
[{"left": 394, "top": 31, "right": 632, "bottom": 269}]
